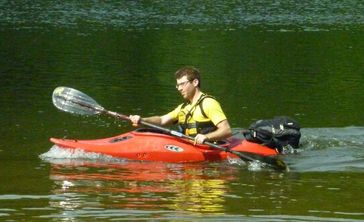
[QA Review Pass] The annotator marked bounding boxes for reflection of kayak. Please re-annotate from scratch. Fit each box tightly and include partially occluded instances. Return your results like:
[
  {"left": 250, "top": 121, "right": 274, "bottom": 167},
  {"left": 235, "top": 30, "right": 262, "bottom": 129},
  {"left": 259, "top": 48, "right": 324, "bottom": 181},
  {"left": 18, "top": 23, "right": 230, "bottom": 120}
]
[
  {"left": 49, "top": 160, "right": 236, "bottom": 183},
  {"left": 48, "top": 160, "right": 236, "bottom": 211},
  {"left": 50, "top": 128, "right": 278, "bottom": 163}
]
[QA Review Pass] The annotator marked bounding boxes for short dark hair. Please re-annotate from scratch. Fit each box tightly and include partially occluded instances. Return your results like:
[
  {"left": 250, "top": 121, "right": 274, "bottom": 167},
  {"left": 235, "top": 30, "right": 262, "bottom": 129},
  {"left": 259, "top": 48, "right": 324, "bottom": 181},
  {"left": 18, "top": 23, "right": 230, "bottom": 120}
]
[{"left": 175, "top": 66, "right": 201, "bottom": 87}]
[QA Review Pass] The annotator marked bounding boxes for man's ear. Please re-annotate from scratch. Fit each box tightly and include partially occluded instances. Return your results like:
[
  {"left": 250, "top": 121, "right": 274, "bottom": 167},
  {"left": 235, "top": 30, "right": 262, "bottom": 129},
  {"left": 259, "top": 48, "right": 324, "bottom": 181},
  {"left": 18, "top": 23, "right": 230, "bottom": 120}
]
[{"left": 193, "top": 79, "right": 199, "bottom": 87}]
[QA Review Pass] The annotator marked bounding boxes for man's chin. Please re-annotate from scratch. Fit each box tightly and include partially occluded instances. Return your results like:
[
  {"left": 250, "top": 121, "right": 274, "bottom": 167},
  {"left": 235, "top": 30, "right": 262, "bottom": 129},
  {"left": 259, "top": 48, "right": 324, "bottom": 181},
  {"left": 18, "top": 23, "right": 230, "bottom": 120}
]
[{"left": 180, "top": 93, "right": 186, "bottom": 99}]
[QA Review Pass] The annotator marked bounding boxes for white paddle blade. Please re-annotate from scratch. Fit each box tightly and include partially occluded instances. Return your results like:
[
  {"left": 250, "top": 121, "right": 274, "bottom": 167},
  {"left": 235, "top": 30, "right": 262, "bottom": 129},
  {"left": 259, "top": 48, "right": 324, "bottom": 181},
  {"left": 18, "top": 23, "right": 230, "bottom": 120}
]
[{"left": 52, "top": 86, "right": 104, "bottom": 116}]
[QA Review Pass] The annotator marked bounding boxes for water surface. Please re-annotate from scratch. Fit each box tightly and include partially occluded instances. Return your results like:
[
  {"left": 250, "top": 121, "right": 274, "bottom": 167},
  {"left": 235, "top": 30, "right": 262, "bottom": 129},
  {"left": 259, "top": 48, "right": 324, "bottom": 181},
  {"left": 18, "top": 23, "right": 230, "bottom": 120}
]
[{"left": 1, "top": 1, "right": 364, "bottom": 221}]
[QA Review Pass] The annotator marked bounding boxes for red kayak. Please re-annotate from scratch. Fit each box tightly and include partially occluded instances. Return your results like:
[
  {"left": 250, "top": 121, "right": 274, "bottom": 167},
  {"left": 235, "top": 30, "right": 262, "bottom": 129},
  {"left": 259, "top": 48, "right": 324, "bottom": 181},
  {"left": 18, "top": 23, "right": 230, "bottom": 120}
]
[{"left": 50, "top": 128, "right": 278, "bottom": 163}]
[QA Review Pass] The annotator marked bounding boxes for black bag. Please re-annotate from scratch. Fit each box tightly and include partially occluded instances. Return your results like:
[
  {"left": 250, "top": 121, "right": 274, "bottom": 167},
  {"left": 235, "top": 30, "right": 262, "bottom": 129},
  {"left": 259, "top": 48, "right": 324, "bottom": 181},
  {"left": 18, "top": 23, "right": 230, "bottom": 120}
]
[{"left": 243, "top": 116, "right": 301, "bottom": 152}]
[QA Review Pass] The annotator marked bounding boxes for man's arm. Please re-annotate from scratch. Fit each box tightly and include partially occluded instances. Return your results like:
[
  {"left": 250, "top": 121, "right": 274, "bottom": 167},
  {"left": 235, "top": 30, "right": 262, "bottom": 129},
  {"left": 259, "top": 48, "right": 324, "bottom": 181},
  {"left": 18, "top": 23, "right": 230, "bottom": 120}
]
[
  {"left": 207, "top": 119, "right": 232, "bottom": 141},
  {"left": 194, "top": 119, "right": 232, "bottom": 144},
  {"left": 129, "top": 114, "right": 175, "bottom": 127}
]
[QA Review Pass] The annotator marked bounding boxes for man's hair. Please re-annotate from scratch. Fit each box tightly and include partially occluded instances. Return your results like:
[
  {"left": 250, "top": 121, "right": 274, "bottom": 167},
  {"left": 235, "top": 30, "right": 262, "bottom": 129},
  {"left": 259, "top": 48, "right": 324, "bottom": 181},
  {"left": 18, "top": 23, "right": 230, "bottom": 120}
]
[{"left": 175, "top": 66, "right": 201, "bottom": 87}]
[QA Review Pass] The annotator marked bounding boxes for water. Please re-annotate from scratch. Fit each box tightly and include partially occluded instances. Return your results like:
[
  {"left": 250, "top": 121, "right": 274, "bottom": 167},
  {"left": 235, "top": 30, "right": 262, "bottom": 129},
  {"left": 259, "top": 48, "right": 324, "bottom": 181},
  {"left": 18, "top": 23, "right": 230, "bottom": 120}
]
[{"left": 1, "top": 1, "right": 364, "bottom": 221}]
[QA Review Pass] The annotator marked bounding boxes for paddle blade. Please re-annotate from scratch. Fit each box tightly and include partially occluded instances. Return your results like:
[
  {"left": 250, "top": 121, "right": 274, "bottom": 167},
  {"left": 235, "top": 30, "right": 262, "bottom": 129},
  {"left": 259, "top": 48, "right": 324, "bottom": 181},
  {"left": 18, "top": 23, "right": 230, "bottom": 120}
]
[
  {"left": 259, "top": 155, "right": 289, "bottom": 171},
  {"left": 52, "top": 86, "right": 104, "bottom": 116}
]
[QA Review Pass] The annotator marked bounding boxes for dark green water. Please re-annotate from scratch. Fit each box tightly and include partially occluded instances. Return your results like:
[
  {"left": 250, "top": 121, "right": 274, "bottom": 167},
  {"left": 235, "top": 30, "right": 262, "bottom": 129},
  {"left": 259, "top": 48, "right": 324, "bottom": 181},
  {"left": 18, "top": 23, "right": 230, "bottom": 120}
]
[{"left": 1, "top": 1, "right": 364, "bottom": 221}]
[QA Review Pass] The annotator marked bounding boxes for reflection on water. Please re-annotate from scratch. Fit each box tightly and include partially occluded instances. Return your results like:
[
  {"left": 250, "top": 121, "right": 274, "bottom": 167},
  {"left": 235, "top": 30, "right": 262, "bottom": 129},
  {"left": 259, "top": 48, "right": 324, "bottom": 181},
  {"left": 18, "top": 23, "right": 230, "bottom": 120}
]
[
  {"left": 46, "top": 157, "right": 235, "bottom": 214},
  {"left": 38, "top": 156, "right": 364, "bottom": 221}
]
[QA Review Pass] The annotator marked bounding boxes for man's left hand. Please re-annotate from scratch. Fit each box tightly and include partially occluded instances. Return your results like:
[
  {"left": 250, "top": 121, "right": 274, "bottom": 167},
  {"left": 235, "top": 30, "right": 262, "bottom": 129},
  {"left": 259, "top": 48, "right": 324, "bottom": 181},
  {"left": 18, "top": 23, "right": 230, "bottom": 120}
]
[{"left": 194, "top": 134, "right": 208, "bottom": 145}]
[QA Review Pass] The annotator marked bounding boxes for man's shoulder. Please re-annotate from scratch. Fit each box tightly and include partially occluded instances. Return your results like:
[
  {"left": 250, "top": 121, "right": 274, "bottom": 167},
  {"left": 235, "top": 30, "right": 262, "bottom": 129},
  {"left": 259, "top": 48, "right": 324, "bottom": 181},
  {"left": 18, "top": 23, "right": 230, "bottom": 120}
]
[{"left": 201, "top": 95, "right": 220, "bottom": 107}]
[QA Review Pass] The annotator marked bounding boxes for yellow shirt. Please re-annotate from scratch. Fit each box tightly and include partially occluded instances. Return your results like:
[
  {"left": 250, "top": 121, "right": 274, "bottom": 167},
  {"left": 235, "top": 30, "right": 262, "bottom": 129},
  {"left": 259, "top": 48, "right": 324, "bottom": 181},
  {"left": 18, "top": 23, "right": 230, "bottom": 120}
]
[{"left": 166, "top": 96, "right": 227, "bottom": 135}]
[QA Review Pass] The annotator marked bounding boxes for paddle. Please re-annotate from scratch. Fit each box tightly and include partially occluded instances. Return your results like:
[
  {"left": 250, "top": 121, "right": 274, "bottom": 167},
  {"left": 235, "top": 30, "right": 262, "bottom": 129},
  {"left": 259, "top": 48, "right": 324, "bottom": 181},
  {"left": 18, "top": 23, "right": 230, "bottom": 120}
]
[{"left": 52, "top": 86, "right": 288, "bottom": 171}]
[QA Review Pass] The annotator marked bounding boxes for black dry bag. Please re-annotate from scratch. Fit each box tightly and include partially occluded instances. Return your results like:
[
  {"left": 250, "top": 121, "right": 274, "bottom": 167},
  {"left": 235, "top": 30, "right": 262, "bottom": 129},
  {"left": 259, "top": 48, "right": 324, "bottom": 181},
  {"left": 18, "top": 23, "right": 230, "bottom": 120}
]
[{"left": 243, "top": 116, "right": 301, "bottom": 152}]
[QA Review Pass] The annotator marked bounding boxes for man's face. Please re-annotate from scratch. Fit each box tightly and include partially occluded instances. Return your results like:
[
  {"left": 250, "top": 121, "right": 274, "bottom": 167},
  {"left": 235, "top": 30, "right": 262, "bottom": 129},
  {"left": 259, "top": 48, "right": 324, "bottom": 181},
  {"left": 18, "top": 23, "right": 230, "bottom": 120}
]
[{"left": 175, "top": 76, "right": 196, "bottom": 100}]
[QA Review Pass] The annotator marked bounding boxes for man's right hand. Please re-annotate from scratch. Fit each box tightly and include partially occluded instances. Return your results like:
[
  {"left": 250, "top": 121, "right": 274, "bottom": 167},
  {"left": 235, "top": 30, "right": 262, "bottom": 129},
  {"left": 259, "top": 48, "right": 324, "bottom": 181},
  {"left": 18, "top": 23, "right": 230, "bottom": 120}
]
[{"left": 129, "top": 115, "right": 141, "bottom": 127}]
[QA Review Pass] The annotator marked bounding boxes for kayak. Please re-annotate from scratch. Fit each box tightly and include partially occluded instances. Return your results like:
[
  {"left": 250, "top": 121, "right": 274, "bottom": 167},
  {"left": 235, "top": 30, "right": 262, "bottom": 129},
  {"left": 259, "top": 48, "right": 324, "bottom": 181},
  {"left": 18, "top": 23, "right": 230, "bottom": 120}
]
[{"left": 50, "top": 128, "right": 278, "bottom": 163}]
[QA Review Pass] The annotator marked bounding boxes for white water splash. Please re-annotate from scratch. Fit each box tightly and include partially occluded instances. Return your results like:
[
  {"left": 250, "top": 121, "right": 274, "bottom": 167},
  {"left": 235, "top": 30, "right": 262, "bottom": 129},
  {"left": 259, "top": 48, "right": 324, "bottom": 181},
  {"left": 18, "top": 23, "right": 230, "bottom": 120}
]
[
  {"left": 227, "top": 156, "right": 264, "bottom": 171},
  {"left": 39, "top": 145, "right": 126, "bottom": 164},
  {"left": 247, "top": 161, "right": 263, "bottom": 171},
  {"left": 227, "top": 156, "right": 246, "bottom": 166}
]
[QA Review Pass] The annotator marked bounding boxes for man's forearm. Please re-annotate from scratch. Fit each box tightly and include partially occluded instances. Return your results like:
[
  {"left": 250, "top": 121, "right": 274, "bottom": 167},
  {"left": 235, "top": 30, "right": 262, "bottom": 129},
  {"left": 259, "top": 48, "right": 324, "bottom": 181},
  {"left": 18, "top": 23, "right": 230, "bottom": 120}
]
[{"left": 142, "top": 116, "right": 163, "bottom": 125}]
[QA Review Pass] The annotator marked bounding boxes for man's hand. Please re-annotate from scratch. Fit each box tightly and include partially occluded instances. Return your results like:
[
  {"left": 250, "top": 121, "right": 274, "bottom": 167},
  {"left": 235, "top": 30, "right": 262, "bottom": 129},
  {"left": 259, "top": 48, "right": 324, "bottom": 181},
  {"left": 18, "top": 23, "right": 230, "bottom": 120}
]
[
  {"left": 194, "top": 134, "right": 208, "bottom": 145},
  {"left": 129, "top": 115, "right": 141, "bottom": 127}
]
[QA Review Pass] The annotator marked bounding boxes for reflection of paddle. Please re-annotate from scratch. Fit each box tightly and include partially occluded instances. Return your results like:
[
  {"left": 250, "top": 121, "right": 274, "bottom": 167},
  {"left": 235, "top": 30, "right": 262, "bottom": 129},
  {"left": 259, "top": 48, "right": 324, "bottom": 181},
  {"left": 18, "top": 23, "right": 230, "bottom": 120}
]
[{"left": 52, "top": 86, "right": 288, "bottom": 171}]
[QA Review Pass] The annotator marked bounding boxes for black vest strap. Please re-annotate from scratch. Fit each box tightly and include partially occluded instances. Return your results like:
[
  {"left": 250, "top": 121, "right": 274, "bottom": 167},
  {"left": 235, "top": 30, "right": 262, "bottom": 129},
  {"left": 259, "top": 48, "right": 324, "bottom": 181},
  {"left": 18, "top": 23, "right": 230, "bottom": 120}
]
[{"left": 181, "top": 94, "right": 215, "bottom": 118}]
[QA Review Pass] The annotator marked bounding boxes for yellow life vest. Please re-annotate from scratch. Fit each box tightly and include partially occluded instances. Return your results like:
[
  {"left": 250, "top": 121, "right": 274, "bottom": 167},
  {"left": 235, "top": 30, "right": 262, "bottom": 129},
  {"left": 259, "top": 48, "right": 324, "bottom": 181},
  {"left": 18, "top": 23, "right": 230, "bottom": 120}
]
[{"left": 177, "top": 94, "right": 217, "bottom": 136}]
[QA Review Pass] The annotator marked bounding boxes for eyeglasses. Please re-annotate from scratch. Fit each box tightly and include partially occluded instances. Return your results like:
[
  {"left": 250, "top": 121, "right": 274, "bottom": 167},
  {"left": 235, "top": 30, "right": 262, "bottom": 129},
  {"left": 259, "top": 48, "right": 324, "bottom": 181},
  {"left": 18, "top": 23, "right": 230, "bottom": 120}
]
[{"left": 175, "top": 80, "right": 192, "bottom": 89}]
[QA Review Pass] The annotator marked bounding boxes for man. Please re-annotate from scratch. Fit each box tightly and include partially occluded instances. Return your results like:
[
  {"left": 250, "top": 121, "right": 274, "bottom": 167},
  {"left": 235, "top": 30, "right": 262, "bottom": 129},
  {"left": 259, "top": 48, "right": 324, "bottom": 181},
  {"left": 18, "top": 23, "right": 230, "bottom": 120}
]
[{"left": 129, "top": 66, "right": 232, "bottom": 145}]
